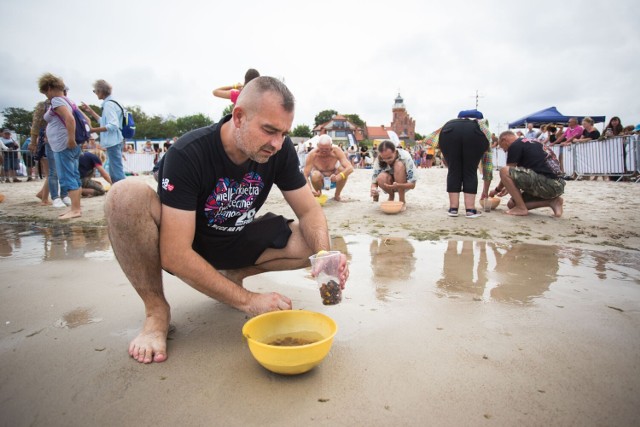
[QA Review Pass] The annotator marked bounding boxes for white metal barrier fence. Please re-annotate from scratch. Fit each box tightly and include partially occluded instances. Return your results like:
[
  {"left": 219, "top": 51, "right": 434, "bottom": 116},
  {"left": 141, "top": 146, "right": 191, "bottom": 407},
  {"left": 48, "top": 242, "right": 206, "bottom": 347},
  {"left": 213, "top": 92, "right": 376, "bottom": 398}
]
[{"left": 491, "top": 135, "right": 639, "bottom": 180}]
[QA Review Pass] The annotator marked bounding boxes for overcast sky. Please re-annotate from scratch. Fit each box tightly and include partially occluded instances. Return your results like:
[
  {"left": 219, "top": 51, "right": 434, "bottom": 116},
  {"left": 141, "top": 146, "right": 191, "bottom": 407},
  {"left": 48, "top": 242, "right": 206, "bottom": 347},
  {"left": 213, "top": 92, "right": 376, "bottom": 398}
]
[{"left": 1, "top": 0, "right": 638, "bottom": 136}]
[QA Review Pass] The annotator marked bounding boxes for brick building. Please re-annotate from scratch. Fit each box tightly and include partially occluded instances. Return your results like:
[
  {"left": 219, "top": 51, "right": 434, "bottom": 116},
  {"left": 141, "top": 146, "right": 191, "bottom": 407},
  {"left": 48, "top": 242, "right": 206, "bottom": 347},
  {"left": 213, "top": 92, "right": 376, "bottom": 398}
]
[{"left": 390, "top": 93, "right": 416, "bottom": 142}]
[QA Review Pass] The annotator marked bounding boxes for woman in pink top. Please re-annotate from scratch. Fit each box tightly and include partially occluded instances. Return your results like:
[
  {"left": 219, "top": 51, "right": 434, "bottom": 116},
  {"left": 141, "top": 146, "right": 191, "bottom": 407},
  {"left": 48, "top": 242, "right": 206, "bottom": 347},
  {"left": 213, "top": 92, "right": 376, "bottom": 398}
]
[{"left": 212, "top": 68, "right": 260, "bottom": 105}]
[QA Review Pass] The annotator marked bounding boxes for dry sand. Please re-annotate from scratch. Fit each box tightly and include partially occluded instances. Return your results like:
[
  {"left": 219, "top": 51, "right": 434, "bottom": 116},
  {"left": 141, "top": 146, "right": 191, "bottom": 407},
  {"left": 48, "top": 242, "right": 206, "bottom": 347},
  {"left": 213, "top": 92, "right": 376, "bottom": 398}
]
[{"left": 1, "top": 169, "right": 639, "bottom": 426}]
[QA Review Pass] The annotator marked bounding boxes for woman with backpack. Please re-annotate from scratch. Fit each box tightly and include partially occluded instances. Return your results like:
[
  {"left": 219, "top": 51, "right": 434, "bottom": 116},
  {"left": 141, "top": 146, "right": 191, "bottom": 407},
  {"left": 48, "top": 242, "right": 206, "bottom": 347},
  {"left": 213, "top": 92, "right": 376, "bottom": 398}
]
[
  {"left": 38, "top": 73, "right": 82, "bottom": 219},
  {"left": 81, "top": 79, "right": 126, "bottom": 183}
]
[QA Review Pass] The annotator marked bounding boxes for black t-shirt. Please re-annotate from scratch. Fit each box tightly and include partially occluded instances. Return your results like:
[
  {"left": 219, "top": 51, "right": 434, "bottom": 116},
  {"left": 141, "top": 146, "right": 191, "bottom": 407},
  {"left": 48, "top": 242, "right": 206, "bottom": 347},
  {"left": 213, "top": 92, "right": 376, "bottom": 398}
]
[
  {"left": 158, "top": 115, "right": 306, "bottom": 250},
  {"left": 79, "top": 152, "right": 102, "bottom": 178},
  {"left": 582, "top": 128, "right": 601, "bottom": 139},
  {"left": 506, "top": 138, "right": 556, "bottom": 179}
]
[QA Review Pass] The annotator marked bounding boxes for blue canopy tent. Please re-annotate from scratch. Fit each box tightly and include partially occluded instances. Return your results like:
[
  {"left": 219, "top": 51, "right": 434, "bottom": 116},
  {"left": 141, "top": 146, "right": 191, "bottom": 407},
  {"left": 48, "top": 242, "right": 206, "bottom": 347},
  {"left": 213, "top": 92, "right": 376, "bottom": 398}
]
[{"left": 508, "top": 106, "right": 606, "bottom": 128}]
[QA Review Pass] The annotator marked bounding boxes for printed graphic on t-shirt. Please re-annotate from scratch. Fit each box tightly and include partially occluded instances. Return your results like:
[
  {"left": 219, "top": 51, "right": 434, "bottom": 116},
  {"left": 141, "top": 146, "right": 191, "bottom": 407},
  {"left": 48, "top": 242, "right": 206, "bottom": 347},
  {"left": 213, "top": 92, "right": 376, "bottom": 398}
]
[{"left": 204, "top": 171, "right": 264, "bottom": 232}]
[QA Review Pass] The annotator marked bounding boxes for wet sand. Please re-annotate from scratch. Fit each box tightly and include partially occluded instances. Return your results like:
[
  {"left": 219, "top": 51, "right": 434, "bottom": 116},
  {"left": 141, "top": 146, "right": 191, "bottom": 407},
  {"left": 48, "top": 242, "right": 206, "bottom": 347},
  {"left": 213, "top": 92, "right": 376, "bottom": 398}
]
[{"left": 1, "top": 169, "right": 640, "bottom": 426}]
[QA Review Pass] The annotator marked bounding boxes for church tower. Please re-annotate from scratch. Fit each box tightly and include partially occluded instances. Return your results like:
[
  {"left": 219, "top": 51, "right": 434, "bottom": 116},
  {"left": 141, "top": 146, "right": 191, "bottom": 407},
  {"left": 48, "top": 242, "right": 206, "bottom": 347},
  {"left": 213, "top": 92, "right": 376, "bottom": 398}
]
[{"left": 390, "top": 93, "right": 416, "bottom": 142}]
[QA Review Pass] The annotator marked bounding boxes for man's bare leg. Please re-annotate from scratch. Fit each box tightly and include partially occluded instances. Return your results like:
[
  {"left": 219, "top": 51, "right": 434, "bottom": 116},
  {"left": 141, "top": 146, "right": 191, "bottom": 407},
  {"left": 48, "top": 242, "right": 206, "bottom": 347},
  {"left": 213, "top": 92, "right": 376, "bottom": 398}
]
[
  {"left": 393, "top": 161, "right": 408, "bottom": 210},
  {"left": 377, "top": 173, "right": 395, "bottom": 202},
  {"left": 105, "top": 180, "right": 170, "bottom": 364},
  {"left": 310, "top": 171, "right": 324, "bottom": 197},
  {"left": 500, "top": 167, "right": 528, "bottom": 216},
  {"left": 334, "top": 171, "right": 348, "bottom": 201},
  {"left": 523, "top": 197, "right": 564, "bottom": 217}
]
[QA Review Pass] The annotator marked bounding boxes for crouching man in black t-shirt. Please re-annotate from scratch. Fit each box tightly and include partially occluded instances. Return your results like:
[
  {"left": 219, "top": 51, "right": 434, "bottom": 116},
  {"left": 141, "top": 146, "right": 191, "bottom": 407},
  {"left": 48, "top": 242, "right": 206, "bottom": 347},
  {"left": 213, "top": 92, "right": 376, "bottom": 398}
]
[
  {"left": 79, "top": 151, "right": 112, "bottom": 197},
  {"left": 104, "top": 77, "right": 349, "bottom": 364},
  {"left": 489, "top": 131, "right": 565, "bottom": 217}
]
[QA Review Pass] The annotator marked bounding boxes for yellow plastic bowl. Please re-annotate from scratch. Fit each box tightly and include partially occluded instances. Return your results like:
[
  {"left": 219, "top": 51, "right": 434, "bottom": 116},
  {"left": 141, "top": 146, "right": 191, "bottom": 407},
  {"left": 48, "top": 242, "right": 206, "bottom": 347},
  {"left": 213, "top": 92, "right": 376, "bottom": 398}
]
[
  {"left": 315, "top": 194, "right": 328, "bottom": 206},
  {"left": 380, "top": 200, "right": 404, "bottom": 214},
  {"left": 242, "top": 310, "right": 337, "bottom": 375}
]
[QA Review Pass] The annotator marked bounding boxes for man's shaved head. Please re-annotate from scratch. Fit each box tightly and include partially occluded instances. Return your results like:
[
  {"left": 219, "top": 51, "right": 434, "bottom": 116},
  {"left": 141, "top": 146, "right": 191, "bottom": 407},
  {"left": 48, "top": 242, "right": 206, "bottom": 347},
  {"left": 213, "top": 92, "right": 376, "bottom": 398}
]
[{"left": 236, "top": 76, "right": 295, "bottom": 116}]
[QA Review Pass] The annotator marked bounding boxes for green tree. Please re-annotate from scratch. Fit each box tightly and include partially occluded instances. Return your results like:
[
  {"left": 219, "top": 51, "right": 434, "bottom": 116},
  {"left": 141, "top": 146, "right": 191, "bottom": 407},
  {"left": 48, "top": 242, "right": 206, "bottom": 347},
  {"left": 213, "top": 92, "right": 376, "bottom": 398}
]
[
  {"left": 314, "top": 109, "right": 338, "bottom": 128},
  {"left": 1, "top": 107, "right": 33, "bottom": 138},
  {"left": 221, "top": 104, "right": 233, "bottom": 118},
  {"left": 415, "top": 132, "right": 424, "bottom": 141},
  {"left": 344, "top": 114, "right": 365, "bottom": 128},
  {"left": 291, "top": 124, "right": 312, "bottom": 138},
  {"left": 176, "top": 114, "right": 213, "bottom": 135}
]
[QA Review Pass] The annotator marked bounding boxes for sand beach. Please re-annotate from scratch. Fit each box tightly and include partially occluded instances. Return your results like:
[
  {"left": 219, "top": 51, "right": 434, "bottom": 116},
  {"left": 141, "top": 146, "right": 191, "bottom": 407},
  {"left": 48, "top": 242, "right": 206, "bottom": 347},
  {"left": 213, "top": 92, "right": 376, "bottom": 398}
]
[{"left": 1, "top": 168, "right": 639, "bottom": 426}]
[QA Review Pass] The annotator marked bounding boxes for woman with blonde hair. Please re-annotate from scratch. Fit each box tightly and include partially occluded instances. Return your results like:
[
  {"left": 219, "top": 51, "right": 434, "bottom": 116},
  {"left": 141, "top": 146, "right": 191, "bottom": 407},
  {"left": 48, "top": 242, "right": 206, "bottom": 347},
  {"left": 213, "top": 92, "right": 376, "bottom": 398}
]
[{"left": 38, "top": 73, "right": 82, "bottom": 219}]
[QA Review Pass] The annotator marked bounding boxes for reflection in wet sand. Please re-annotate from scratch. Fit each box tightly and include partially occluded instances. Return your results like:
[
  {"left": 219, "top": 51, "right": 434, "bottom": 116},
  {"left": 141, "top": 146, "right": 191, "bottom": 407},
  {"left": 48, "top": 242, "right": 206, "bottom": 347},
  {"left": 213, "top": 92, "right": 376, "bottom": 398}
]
[
  {"left": 370, "top": 237, "right": 416, "bottom": 301},
  {"left": 1, "top": 224, "right": 639, "bottom": 307},
  {"left": 438, "top": 241, "right": 559, "bottom": 304},
  {"left": 0, "top": 223, "right": 111, "bottom": 263},
  {"left": 437, "top": 241, "right": 487, "bottom": 298},
  {"left": 490, "top": 243, "right": 559, "bottom": 304}
]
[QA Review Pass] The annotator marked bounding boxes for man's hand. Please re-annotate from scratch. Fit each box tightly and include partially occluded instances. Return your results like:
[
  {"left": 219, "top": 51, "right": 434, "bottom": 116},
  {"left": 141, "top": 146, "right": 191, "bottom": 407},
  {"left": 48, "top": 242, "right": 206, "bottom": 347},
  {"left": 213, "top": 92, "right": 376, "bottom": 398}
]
[
  {"left": 244, "top": 292, "right": 292, "bottom": 316},
  {"left": 337, "top": 253, "right": 349, "bottom": 289},
  {"left": 380, "top": 182, "right": 396, "bottom": 193},
  {"left": 67, "top": 137, "right": 77, "bottom": 150},
  {"left": 80, "top": 102, "right": 92, "bottom": 113},
  {"left": 370, "top": 186, "right": 379, "bottom": 197}
]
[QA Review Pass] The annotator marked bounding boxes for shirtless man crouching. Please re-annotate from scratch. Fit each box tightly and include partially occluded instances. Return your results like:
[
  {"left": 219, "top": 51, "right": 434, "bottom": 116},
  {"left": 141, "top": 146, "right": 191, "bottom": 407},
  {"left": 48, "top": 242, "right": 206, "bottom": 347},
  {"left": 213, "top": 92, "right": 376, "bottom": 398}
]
[{"left": 303, "top": 134, "right": 353, "bottom": 201}]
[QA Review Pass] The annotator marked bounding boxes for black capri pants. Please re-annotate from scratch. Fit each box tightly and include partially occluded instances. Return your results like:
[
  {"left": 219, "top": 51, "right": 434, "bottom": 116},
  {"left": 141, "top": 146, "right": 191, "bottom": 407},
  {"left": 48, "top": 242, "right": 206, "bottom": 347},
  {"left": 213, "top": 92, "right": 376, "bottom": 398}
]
[{"left": 438, "top": 119, "right": 489, "bottom": 194}]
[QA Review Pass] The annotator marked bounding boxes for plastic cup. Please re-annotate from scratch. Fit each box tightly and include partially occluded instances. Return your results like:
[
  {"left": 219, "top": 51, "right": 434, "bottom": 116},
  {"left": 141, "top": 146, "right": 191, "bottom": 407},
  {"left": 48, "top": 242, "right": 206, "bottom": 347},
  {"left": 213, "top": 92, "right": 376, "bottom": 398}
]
[
  {"left": 309, "top": 251, "right": 342, "bottom": 305},
  {"left": 323, "top": 177, "right": 331, "bottom": 190}
]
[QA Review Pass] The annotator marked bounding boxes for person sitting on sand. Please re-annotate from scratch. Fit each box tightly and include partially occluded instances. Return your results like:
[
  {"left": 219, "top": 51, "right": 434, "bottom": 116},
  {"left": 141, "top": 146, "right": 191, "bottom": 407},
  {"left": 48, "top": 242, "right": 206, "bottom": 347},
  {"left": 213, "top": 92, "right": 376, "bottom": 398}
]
[
  {"left": 489, "top": 130, "right": 564, "bottom": 217},
  {"left": 370, "top": 140, "right": 417, "bottom": 210},
  {"left": 105, "top": 77, "right": 349, "bottom": 364},
  {"left": 302, "top": 134, "right": 353, "bottom": 201}
]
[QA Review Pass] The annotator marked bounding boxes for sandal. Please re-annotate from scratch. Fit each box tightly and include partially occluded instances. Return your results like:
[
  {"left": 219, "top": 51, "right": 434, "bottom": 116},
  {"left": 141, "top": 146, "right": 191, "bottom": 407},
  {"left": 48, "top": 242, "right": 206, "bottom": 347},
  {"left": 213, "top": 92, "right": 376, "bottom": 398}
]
[
  {"left": 447, "top": 208, "right": 459, "bottom": 217},
  {"left": 465, "top": 209, "right": 482, "bottom": 218}
]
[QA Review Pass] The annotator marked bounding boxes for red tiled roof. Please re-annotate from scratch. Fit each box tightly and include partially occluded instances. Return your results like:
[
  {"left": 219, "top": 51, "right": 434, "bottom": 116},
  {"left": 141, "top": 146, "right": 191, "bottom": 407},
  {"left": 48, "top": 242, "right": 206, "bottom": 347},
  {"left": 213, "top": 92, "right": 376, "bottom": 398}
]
[{"left": 367, "top": 126, "right": 389, "bottom": 139}]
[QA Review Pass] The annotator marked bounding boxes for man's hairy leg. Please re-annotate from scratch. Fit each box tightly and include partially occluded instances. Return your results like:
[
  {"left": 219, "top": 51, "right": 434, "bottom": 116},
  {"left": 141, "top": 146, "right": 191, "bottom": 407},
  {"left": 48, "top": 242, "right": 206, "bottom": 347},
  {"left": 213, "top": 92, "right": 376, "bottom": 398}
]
[{"left": 105, "top": 180, "right": 170, "bottom": 364}]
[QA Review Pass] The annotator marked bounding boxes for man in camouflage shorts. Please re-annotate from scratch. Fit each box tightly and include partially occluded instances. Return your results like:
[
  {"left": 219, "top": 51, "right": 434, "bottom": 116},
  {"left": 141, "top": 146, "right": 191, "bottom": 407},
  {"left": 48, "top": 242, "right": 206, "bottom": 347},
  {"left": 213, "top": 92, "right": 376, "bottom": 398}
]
[{"left": 489, "top": 131, "right": 565, "bottom": 217}]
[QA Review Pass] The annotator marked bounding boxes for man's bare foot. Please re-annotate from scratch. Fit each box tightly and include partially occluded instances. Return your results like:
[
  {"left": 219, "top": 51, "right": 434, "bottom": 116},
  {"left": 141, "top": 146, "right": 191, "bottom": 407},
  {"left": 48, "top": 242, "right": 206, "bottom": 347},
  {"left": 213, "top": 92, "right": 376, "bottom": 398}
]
[
  {"left": 129, "top": 311, "right": 171, "bottom": 363},
  {"left": 59, "top": 210, "right": 82, "bottom": 219},
  {"left": 549, "top": 197, "right": 563, "bottom": 217},
  {"left": 400, "top": 203, "right": 407, "bottom": 212},
  {"left": 40, "top": 200, "right": 51, "bottom": 206},
  {"left": 36, "top": 191, "right": 43, "bottom": 201},
  {"left": 505, "top": 207, "right": 528, "bottom": 216}
]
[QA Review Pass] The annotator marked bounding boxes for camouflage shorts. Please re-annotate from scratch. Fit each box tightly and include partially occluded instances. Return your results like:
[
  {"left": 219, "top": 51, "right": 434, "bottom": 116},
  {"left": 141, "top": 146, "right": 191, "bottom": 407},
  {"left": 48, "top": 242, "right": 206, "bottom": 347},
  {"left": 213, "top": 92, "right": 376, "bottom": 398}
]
[
  {"left": 81, "top": 176, "right": 105, "bottom": 195},
  {"left": 509, "top": 167, "right": 565, "bottom": 201}
]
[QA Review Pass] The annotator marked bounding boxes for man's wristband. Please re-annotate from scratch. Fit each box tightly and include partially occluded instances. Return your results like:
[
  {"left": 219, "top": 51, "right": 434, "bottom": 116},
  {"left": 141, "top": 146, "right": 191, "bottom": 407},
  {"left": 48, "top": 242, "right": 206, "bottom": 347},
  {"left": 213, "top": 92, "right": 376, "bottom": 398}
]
[{"left": 340, "top": 172, "right": 346, "bottom": 180}]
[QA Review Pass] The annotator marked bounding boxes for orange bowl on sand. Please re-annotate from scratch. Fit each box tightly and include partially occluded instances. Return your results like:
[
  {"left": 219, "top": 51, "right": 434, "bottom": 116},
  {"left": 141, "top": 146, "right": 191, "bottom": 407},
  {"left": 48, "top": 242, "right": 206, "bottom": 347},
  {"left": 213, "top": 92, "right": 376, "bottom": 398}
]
[
  {"left": 380, "top": 200, "right": 404, "bottom": 214},
  {"left": 482, "top": 197, "right": 501, "bottom": 211},
  {"left": 242, "top": 310, "right": 337, "bottom": 375}
]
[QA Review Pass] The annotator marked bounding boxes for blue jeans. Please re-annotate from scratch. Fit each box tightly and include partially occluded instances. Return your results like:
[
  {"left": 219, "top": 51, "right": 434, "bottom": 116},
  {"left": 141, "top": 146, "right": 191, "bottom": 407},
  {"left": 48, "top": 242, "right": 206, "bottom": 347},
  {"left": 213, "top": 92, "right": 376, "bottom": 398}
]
[
  {"left": 45, "top": 143, "right": 67, "bottom": 199},
  {"left": 53, "top": 145, "right": 82, "bottom": 193},
  {"left": 105, "top": 143, "right": 126, "bottom": 183}
]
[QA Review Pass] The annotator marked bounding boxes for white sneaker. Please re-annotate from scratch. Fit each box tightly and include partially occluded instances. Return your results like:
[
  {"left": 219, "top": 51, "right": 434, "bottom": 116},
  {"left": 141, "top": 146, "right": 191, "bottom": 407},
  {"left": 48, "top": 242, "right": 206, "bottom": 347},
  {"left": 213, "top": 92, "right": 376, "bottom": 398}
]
[
  {"left": 62, "top": 196, "right": 72, "bottom": 206},
  {"left": 52, "top": 198, "right": 66, "bottom": 208}
]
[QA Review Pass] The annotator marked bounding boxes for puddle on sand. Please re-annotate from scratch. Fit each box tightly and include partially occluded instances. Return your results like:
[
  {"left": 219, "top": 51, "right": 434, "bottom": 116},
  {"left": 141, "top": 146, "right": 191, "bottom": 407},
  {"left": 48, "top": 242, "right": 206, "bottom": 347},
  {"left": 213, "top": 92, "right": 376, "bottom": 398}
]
[
  {"left": 0, "top": 223, "right": 112, "bottom": 265},
  {"left": 1, "top": 222, "right": 639, "bottom": 308},
  {"left": 334, "top": 235, "right": 640, "bottom": 307},
  {"left": 54, "top": 307, "right": 102, "bottom": 329}
]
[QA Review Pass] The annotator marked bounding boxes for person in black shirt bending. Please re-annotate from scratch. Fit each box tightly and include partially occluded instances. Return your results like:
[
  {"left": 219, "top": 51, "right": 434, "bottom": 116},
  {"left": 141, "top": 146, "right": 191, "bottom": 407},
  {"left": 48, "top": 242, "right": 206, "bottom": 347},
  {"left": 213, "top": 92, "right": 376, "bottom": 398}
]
[{"left": 490, "top": 130, "right": 565, "bottom": 217}]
